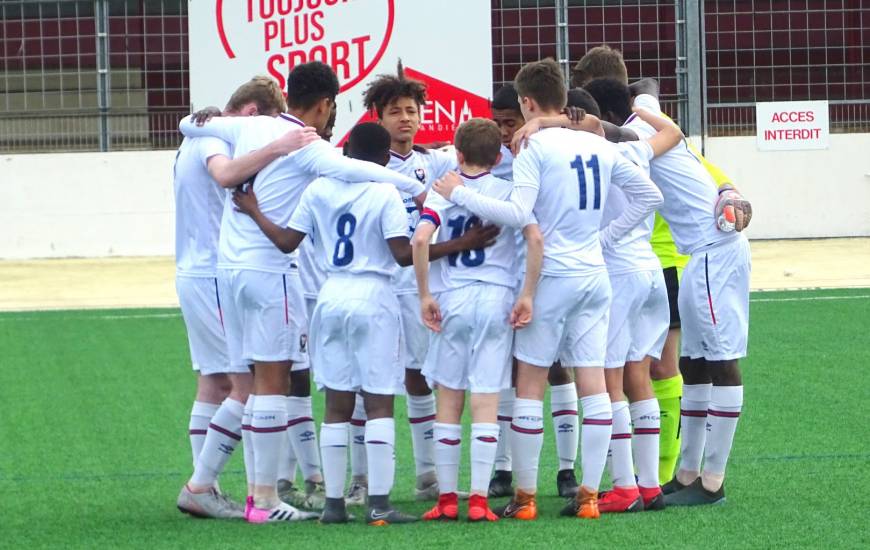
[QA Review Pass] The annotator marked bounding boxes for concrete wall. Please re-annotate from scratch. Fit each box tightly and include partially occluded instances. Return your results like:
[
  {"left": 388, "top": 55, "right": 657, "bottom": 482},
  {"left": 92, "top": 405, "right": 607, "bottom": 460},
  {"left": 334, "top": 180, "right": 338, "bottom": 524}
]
[
  {"left": 1, "top": 150, "right": 177, "bottom": 259},
  {"left": 2, "top": 134, "right": 869, "bottom": 259},
  {"left": 703, "top": 133, "right": 870, "bottom": 240}
]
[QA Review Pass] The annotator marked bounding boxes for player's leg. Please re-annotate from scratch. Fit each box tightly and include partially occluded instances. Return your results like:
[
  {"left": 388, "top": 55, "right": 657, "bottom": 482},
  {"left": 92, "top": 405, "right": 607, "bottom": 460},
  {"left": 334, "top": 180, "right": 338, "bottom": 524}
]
[
  {"left": 650, "top": 265, "right": 683, "bottom": 484},
  {"left": 423, "top": 387, "right": 464, "bottom": 521},
  {"left": 548, "top": 364, "right": 579, "bottom": 497},
  {"left": 319, "top": 388, "right": 355, "bottom": 524},
  {"left": 468, "top": 391, "right": 501, "bottom": 522},
  {"left": 599, "top": 366, "right": 644, "bottom": 513},
  {"left": 624, "top": 357, "right": 663, "bottom": 510},
  {"left": 285, "top": 366, "right": 325, "bottom": 509},
  {"left": 561, "top": 273, "right": 612, "bottom": 520},
  {"left": 488, "top": 361, "right": 516, "bottom": 498},
  {"left": 399, "top": 294, "right": 439, "bottom": 499},
  {"left": 189, "top": 374, "right": 228, "bottom": 466},
  {"left": 346, "top": 392, "right": 369, "bottom": 505},
  {"left": 669, "top": 238, "right": 750, "bottom": 505}
]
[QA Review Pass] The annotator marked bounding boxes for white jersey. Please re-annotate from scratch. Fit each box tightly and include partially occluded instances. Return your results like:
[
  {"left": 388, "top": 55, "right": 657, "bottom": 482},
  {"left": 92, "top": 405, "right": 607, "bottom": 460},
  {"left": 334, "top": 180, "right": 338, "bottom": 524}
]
[
  {"left": 289, "top": 177, "right": 408, "bottom": 278},
  {"left": 298, "top": 237, "right": 327, "bottom": 299},
  {"left": 173, "top": 136, "right": 231, "bottom": 277},
  {"left": 387, "top": 147, "right": 455, "bottom": 294},
  {"left": 420, "top": 171, "right": 521, "bottom": 290},
  {"left": 601, "top": 140, "right": 661, "bottom": 275},
  {"left": 452, "top": 128, "right": 661, "bottom": 277},
  {"left": 492, "top": 144, "right": 514, "bottom": 181},
  {"left": 177, "top": 114, "right": 425, "bottom": 274},
  {"left": 627, "top": 94, "right": 725, "bottom": 254}
]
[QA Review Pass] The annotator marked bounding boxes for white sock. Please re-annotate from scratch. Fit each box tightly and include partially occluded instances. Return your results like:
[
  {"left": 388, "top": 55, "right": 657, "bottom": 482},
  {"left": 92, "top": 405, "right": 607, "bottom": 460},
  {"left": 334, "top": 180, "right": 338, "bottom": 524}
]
[
  {"left": 608, "top": 400, "right": 635, "bottom": 488},
  {"left": 511, "top": 398, "right": 544, "bottom": 492},
  {"left": 494, "top": 388, "right": 515, "bottom": 471},
  {"left": 433, "top": 423, "right": 462, "bottom": 495},
  {"left": 286, "top": 396, "right": 321, "bottom": 481},
  {"left": 470, "top": 423, "right": 499, "bottom": 495},
  {"left": 406, "top": 394, "right": 436, "bottom": 477},
  {"left": 550, "top": 383, "right": 579, "bottom": 471},
  {"left": 678, "top": 383, "right": 712, "bottom": 474},
  {"left": 580, "top": 393, "right": 613, "bottom": 491},
  {"left": 320, "top": 422, "right": 349, "bottom": 499},
  {"left": 242, "top": 395, "right": 255, "bottom": 493},
  {"left": 190, "top": 398, "right": 243, "bottom": 487},
  {"left": 365, "top": 417, "right": 396, "bottom": 497},
  {"left": 703, "top": 385, "right": 743, "bottom": 475},
  {"left": 251, "top": 395, "right": 288, "bottom": 502},
  {"left": 189, "top": 401, "right": 220, "bottom": 466},
  {"left": 277, "top": 437, "right": 298, "bottom": 483},
  {"left": 350, "top": 394, "right": 368, "bottom": 482},
  {"left": 630, "top": 398, "right": 661, "bottom": 489}
]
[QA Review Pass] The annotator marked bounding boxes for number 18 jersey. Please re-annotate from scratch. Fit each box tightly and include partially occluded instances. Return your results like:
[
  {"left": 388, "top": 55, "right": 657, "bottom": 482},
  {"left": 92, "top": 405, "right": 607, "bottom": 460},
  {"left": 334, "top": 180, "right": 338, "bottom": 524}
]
[
  {"left": 419, "top": 171, "right": 521, "bottom": 291},
  {"left": 288, "top": 176, "right": 409, "bottom": 278}
]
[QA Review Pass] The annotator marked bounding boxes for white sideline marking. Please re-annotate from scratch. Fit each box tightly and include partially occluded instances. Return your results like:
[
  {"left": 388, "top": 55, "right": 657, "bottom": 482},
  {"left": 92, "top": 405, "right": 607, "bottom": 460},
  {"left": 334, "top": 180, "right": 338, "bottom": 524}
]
[{"left": 750, "top": 294, "right": 870, "bottom": 303}]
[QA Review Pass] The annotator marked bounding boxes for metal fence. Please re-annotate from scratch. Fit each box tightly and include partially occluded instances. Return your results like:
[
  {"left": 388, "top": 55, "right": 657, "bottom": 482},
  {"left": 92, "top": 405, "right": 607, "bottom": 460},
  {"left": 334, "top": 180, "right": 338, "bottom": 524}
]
[
  {"left": 1, "top": 0, "right": 868, "bottom": 152},
  {"left": 704, "top": 0, "right": 869, "bottom": 135},
  {"left": 0, "top": 0, "right": 188, "bottom": 152}
]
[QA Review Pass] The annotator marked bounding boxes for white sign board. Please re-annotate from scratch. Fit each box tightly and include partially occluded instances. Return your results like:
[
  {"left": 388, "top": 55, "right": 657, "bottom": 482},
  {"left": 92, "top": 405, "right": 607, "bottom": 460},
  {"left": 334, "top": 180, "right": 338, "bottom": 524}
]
[
  {"left": 756, "top": 100, "right": 829, "bottom": 151},
  {"left": 188, "top": 0, "right": 493, "bottom": 144}
]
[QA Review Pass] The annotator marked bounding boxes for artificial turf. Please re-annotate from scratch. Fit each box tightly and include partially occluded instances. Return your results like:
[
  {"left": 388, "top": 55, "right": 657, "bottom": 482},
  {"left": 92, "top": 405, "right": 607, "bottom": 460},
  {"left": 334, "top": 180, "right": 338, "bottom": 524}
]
[{"left": 1, "top": 288, "right": 868, "bottom": 548}]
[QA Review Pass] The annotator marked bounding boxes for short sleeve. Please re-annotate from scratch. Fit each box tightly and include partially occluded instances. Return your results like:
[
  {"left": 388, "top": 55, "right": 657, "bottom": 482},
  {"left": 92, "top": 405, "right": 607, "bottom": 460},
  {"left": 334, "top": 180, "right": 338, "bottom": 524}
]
[
  {"left": 633, "top": 94, "right": 663, "bottom": 114},
  {"left": 197, "top": 136, "right": 231, "bottom": 168},
  {"left": 381, "top": 186, "right": 411, "bottom": 239},
  {"left": 419, "top": 193, "right": 451, "bottom": 227},
  {"left": 288, "top": 186, "right": 316, "bottom": 234}
]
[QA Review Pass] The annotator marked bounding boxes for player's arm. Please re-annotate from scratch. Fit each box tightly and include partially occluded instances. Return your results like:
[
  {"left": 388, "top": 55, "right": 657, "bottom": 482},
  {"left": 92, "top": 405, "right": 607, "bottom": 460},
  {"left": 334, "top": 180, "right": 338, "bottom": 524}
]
[
  {"left": 410, "top": 222, "right": 442, "bottom": 332},
  {"left": 206, "top": 128, "right": 320, "bottom": 188},
  {"left": 510, "top": 110, "right": 604, "bottom": 154},
  {"left": 231, "top": 188, "right": 306, "bottom": 253},
  {"left": 632, "top": 107, "right": 683, "bottom": 157},
  {"left": 294, "top": 140, "right": 426, "bottom": 201},
  {"left": 178, "top": 114, "right": 247, "bottom": 144},
  {"left": 511, "top": 223, "right": 543, "bottom": 329},
  {"left": 428, "top": 223, "right": 500, "bottom": 261},
  {"left": 601, "top": 157, "right": 664, "bottom": 250}
]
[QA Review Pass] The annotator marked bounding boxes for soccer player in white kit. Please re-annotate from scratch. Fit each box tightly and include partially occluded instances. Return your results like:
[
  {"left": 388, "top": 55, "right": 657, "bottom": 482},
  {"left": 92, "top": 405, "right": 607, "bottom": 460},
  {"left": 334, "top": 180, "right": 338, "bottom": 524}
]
[
  {"left": 174, "top": 77, "right": 316, "bottom": 519},
  {"left": 434, "top": 59, "right": 663, "bottom": 520},
  {"left": 232, "top": 122, "right": 422, "bottom": 526},
  {"left": 414, "top": 119, "right": 543, "bottom": 523},
  {"left": 362, "top": 62, "right": 474, "bottom": 500},
  {"left": 177, "top": 62, "right": 426, "bottom": 523}
]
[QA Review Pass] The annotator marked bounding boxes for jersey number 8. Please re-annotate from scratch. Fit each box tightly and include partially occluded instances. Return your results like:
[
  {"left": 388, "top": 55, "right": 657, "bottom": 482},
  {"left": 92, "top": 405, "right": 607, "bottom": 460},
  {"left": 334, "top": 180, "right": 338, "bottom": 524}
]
[{"left": 332, "top": 213, "right": 357, "bottom": 266}]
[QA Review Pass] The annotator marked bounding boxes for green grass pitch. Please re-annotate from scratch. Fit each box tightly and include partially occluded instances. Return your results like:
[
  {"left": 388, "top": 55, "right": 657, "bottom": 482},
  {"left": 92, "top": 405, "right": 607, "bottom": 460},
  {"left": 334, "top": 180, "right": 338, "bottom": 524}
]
[{"left": 1, "top": 288, "right": 868, "bottom": 548}]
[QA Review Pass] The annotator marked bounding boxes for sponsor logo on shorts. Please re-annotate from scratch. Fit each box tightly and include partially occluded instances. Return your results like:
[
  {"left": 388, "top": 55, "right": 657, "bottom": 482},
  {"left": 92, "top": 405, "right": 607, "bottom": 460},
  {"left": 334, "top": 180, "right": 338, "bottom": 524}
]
[{"left": 299, "top": 334, "right": 308, "bottom": 353}]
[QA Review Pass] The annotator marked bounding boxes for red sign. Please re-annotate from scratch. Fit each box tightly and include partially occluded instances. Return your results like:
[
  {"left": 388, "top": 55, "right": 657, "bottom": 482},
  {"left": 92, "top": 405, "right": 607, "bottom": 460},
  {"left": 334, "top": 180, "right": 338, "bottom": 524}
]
[{"left": 337, "top": 67, "right": 492, "bottom": 145}]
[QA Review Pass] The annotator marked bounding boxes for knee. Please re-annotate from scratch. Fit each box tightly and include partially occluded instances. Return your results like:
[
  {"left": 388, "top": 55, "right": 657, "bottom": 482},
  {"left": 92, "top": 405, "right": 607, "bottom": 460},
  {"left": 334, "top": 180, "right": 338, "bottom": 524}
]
[
  {"left": 678, "top": 357, "right": 711, "bottom": 385},
  {"left": 708, "top": 360, "right": 742, "bottom": 386},
  {"left": 547, "top": 363, "right": 573, "bottom": 386},
  {"left": 289, "top": 369, "right": 311, "bottom": 397},
  {"left": 405, "top": 369, "right": 432, "bottom": 396}
]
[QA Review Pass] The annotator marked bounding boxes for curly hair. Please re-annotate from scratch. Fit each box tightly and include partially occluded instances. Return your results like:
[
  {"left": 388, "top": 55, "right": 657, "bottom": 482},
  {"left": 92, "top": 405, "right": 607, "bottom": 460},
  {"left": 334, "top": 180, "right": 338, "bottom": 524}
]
[{"left": 362, "top": 60, "right": 427, "bottom": 117}]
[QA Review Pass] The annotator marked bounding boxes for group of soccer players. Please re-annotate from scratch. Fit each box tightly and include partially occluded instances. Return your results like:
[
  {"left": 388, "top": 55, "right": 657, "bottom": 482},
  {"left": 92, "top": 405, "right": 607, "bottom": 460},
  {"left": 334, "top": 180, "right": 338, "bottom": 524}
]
[{"left": 172, "top": 44, "right": 753, "bottom": 526}]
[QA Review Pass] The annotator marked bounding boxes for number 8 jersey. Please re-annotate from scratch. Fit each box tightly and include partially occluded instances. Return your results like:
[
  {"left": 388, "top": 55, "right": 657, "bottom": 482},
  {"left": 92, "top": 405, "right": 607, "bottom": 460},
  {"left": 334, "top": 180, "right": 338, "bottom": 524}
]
[
  {"left": 419, "top": 171, "right": 524, "bottom": 291},
  {"left": 288, "top": 176, "right": 409, "bottom": 277}
]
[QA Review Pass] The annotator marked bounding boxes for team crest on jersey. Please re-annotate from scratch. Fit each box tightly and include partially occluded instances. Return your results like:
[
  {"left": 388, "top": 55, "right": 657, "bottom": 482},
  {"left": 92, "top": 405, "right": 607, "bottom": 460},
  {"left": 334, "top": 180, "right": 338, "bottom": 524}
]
[
  {"left": 415, "top": 168, "right": 426, "bottom": 182},
  {"left": 299, "top": 334, "right": 308, "bottom": 353}
]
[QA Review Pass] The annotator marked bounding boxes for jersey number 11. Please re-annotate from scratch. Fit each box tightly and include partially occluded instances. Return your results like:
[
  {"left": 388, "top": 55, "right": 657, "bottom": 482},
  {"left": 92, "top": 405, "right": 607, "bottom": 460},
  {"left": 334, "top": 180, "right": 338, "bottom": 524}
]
[{"left": 570, "top": 154, "right": 601, "bottom": 210}]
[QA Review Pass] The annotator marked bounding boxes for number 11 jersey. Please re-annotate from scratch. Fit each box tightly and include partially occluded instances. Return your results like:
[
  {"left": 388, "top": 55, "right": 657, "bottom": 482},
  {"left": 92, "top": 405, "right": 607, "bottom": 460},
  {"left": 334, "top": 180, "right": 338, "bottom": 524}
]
[{"left": 288, "top": 176, "right": 409, "bottom": 278}]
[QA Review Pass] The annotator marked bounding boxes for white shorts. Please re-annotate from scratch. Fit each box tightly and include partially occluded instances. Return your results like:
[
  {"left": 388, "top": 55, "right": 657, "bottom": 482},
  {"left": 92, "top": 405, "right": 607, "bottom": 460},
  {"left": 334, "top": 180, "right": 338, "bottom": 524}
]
[
  {"left": 218, "top": 268, "right": 309, "bottom": 367},
  {"left": 604, "top": 270, "right": 670, "bottom": 368},
  {"left": 311, "top": 275, "right": 404, "bottom": 395},
  {"left": 398, "top": 292, "right": 428, "bottom": 371},
  {"left": 680, "top": 235, "right": 751, "bottom": 361},
  {"left": 176, "top": 276, "right": 247, "bottom": 375},
  {"left": 514, "top": 272, "right": 611, "bottom": 368},
  {"left": 422, "top": 283, "right": 513, "bottom": 393}
]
